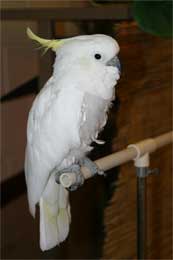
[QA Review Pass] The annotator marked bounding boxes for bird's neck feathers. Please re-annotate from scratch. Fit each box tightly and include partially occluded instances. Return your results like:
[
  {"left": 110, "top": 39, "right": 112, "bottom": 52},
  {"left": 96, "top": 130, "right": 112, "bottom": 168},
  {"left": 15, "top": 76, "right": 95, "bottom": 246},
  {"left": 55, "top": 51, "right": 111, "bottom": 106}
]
[{"left": 52, "top": 55, "right": 117, "bottom": 101}]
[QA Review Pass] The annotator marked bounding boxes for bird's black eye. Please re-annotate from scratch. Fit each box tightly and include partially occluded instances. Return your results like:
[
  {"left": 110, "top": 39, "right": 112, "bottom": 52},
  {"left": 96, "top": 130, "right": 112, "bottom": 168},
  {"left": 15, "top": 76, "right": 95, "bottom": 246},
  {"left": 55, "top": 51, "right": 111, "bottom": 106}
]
[{"left": 94, "top": 53, "right": 102, "bottom": 60}]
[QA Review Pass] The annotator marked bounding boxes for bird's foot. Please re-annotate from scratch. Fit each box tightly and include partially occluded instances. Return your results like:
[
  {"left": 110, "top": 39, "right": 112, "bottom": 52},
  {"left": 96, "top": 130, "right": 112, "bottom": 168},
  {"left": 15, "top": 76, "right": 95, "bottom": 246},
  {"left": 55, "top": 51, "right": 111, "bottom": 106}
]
[
  {"left": 79, "top": 157, "right": 104, "bottom": 176},
  {"left": 55, "top": 164, "right": 84, "bottom": 191},
  {"left": 55, "top": 157, "right": 104, "bottom": 191}
]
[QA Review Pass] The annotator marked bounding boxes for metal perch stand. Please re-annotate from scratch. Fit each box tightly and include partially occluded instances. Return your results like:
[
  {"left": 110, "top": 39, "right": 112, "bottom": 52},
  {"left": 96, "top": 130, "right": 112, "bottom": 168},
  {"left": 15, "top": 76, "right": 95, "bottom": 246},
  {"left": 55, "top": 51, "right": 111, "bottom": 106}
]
[{"left": 59, "top": 131, "right": 173, "bottom": 259}]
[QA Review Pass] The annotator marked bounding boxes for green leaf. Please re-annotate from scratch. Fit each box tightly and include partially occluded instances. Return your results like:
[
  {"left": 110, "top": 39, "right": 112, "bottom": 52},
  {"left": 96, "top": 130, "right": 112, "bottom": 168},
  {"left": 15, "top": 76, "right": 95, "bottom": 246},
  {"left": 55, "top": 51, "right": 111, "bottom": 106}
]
[{"left": 133, "top": 0, "right": 172, "bottom": 38}]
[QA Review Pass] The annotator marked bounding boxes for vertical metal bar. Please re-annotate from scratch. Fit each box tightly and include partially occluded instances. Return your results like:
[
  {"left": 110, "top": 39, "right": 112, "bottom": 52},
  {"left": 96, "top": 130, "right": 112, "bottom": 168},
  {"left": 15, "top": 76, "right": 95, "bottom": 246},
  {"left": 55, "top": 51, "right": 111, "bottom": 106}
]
[{"left": 136, "top": 167, "right": 148, "bottom": 260}]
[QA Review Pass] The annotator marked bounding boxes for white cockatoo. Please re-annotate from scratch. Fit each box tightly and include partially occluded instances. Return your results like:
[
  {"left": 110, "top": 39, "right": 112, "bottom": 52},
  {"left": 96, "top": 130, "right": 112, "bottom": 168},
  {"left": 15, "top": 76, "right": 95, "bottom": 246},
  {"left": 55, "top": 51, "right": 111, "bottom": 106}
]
[{"left": 25, "top": 28, "right": 120, "bottom": 251}]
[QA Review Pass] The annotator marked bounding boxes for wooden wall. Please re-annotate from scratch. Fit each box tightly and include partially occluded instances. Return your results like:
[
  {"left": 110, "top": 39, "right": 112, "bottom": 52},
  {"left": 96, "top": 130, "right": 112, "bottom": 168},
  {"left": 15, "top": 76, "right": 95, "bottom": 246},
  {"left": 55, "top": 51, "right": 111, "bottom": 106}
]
[
  {"left": 1, "top": 20, "right": 38, "bottom": 182},
  {"left": 102, "top": 22, "right": 172, "bottom": 259}
]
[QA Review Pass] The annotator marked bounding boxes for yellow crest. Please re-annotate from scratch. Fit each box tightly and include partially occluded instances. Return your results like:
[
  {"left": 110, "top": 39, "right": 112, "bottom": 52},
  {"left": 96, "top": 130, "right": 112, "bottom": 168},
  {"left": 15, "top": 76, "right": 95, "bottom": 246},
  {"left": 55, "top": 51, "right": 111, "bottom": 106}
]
[{"left": 26, "top": 27, "right": 64, "bottom": 53}]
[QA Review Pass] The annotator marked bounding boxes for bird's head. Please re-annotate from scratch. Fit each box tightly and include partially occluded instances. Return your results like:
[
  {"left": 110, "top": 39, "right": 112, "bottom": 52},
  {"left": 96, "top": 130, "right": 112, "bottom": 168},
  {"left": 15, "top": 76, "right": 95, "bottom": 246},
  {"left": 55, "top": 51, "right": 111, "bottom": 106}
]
[{"left": 27, "top": 28, "right": 120, "bottom": 99}]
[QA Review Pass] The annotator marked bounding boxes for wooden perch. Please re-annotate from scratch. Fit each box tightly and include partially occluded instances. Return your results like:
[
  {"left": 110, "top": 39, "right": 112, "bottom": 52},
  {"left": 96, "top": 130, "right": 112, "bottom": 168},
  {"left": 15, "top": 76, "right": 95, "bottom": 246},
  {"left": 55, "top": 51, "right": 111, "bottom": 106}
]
[{"left": 59, "top": 131, "right": 173, "bottom": 188}]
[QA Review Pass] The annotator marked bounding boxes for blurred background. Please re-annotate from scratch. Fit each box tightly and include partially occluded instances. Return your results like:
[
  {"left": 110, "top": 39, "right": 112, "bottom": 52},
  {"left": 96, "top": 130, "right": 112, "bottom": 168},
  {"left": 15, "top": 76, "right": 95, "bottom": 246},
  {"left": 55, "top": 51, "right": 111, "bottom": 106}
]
[{"left": 0, "top": 0, "right": 172, "bottom": 259}]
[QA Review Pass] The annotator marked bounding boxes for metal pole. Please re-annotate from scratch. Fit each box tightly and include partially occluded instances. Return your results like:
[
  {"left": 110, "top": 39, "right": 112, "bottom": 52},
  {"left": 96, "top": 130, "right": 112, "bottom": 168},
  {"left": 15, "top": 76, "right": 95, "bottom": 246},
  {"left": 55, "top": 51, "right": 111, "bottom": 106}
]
[{"left": 136, "top": 167, "right": 148, "bottom": 260}]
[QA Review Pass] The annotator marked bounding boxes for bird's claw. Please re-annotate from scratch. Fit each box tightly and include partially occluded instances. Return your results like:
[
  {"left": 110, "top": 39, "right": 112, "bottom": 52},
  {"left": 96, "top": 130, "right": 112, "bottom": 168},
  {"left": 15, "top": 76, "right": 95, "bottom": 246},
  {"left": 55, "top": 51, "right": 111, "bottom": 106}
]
[
  {"left": 55, "top": 157, "right": 104, "bottom": 191},
  {"left": 55, "top": 164, "right": 84, "bottom": 191},
  {"left": 79, "top": 157, "right": 104, "bottom": 177}
]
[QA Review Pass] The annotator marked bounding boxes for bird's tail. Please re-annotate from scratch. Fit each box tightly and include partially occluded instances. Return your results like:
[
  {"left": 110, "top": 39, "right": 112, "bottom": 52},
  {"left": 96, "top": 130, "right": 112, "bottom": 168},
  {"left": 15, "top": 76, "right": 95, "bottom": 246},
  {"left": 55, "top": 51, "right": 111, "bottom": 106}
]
[{"left": 39, "top": 174, "right": 71, "bottom": 251}]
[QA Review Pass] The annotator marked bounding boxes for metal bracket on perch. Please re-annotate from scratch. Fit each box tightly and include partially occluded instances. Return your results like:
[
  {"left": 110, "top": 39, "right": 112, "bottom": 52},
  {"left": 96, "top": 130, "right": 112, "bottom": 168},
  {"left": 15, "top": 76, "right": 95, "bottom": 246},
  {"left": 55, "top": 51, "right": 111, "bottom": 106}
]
[{"left": 127, "top": 147, "right": 159, "bottom": 177}]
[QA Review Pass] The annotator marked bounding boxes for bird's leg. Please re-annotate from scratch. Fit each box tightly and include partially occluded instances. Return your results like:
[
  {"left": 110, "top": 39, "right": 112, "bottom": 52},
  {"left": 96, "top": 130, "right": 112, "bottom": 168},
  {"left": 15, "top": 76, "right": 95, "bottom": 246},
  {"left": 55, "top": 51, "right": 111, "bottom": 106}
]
[
  {"left": 55, "top": 164, "right": 85, "bottom": 191},
  {"left": 79, "top": 156, "right": 104, "bottom": 176}
]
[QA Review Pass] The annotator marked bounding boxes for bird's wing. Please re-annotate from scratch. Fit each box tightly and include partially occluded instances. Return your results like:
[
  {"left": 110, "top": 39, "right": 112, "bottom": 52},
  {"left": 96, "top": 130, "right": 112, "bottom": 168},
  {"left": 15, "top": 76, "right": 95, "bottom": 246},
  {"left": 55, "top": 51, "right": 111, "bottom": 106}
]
[{"left": 25, "top": 78, "right": 84, "bottom": 216}]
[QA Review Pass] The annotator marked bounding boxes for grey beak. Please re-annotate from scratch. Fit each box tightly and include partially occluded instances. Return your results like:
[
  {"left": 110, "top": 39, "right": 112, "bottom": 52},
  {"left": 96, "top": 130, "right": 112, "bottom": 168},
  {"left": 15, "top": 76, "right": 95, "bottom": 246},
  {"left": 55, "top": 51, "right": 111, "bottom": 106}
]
[{"left": 106, "top": 56, "right": 121, "bottom": 73}]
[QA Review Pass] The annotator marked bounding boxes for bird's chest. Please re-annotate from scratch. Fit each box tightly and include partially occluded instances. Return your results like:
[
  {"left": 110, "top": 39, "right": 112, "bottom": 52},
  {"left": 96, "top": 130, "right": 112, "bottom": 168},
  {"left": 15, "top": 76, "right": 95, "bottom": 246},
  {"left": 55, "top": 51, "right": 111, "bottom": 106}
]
[
  {"left": 79, "top": 93, "right": 110, "bottom": 146},
  {"left": 59, "top": 93, "right": 111, "bottom": 169}
]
